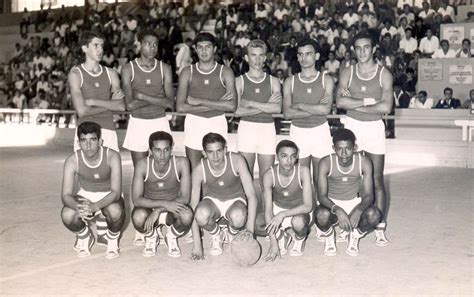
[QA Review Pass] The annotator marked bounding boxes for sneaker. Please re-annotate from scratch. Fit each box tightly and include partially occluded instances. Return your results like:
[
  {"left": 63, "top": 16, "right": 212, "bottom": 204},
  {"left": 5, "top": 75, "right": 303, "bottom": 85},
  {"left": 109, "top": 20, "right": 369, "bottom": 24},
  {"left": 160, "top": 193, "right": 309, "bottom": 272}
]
[
  {"left": 289, "top": 237, "right": 306, "bottom": 257},
  {"left": 97, "top": 233, "right": 107, "bottom": 246},
  {"left": 209, "top": 229, "right": 224, "bottom": 256},
  {"left": 165, "top": 228, "right": 181, "bottom": 258},
  {"left": 73, "top": 234, "right": 80, "bottom": 252},
  {"left": 336, "top": 230, "right": 349, "bottom": 243},
  {"left": 184, "top": 231, "right": 193, "bottom": 244},
  {"left": 105, "top": 235, "right": 120, "bottom": 259},
  {"left": 314, "top": 225, "right": 325, "bottom": 242},
  {"left": 133, "top": 231, "right": 146, "bottom": 246},
  {"left": 324, "top": 229, "right": 337, "bottom": 256},
  {"left": 76, "top": 232, "right": 95, "bottom": 258},
  {"left": 278, "top": 231, "right": 292, "bottom": 256},
  {"left": 346, "top": 230, "right": 363, "bottom": 257},
  {"left": 374, "top": 228, "right": 389, "bottom": 247},
  {"left": 142, "top": 229, "right": 159, "bottom": 257}
]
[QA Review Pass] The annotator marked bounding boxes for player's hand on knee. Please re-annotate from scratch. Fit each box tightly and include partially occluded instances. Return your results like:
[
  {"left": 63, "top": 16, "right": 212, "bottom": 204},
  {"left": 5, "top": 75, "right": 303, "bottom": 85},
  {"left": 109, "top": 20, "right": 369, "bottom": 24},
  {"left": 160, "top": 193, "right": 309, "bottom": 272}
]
[
  {"left": 167, "top": 202, "right": 188, "bottom": 215},
  {"left": 335, "top": 209, "right": 351, "bottom": 232},
  {"left": 144, "top": 209, "right": 161, "bottom": 233},
  {"left": 349, "top": 208, "right": 363, "bottom": 229},
  {"left": 77, "top": 197, "right": 93, "bottom": 220},
  {"left": 265, "top": 213, "right": 284, "bottom": 235},
  {"left": 264, "top": 243, "right": 280, "bottom": 262}
]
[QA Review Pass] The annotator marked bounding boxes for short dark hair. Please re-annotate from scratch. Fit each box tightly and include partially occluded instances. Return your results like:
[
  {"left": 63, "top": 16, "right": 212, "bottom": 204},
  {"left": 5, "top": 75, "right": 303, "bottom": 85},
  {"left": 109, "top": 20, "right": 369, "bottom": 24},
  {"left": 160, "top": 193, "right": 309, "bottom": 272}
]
[
  {"left": 194, "top": 32, "right": 216, "bottom": 47},
  {"left": 332, "top": 128, "right": 356, "bottom": 145},
  {"left": 77, "top": 121, "right": 101, "bottom": 139},
  {"left": 297, "top": 37, "right": 319, "bottom": 52},
  {"left": 276, "top": 140, "right": 298, "bottom": 154},
  {"left": 79, "top": 31, "right": 105, "bottom": 47},
  {"left": 353, "top": 32, "right": 375, "bottom": 48},
  {"left": 148, "top": 131, "right": 174, "bottom": 149},
  {"left": 202, "top": 133, "right": 226, "bottom": 150},
  {"left": 440, "top": 39, "right": 449, "bottom": 46},
  {"left": 138, "top": 29, "right": 159, "bottom": 42},
  {"left": 418, "top": 90, "right": 428, "bottom": 97},
  {"left": 443, "top": 87, "right": 453, "bottom": 94}
]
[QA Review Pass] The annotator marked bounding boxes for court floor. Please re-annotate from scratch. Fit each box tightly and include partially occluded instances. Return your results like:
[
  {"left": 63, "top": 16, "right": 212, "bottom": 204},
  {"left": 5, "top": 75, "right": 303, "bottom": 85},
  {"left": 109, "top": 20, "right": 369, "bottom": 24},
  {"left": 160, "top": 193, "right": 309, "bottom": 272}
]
[{"left": 0, "top": 144, "right": 472, "bottom": 296}]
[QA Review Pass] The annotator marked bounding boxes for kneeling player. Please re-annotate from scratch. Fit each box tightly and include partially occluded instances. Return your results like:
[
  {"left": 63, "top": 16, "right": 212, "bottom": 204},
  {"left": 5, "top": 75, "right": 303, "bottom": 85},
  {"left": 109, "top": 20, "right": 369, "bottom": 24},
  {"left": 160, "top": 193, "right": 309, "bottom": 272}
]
[
  {"left": 61, "top": 122, "right": 125, "bottom": 259},
  {"left": 190, "top": 133, "right": 258, "bottom": 260},
  {"left": 314, "top": 129, "right": 381, "bottom": 256},
  {"left": 131, "top": 131, "right": 193, "bottom": 257},
  {"left": 264, "top": 140, "right": 313, "bottom": 260}
]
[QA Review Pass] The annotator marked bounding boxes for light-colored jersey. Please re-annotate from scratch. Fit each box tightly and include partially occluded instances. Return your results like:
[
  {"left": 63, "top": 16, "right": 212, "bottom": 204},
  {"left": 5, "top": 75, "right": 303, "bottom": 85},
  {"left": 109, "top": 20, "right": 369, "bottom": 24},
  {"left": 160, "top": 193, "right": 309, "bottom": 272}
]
[
  {"left": 130, "top": 59, "right": 166, "bottom": 119},
  {"left": 76, "top": 146, "right": 111, "bottom": 192},
  {"left": 240, "top": 73, "right": 274, "bottom": 123},
  {"left": 202, "top": 152, "right": 245, "bottom": 201},
  {"left": 291, "top": 72, "right": 328, "bottom": 128},
  {"left": 271, "top": 163, "right": 304, "bottom": 209},
  {"left": 75, "top": 64, "right": 115, "bottom": 130},
  {"left": 347, "top": 64, "right": 384, "bottom": 121},
  {"left": 327, "top": 153, "right": 362, "bottom": 200},
  {"left": 188, "top": 63, "right": 227, "bottom": 118},
  {"left": 143, "top": 155, "right": 180, "bottom": 201}
]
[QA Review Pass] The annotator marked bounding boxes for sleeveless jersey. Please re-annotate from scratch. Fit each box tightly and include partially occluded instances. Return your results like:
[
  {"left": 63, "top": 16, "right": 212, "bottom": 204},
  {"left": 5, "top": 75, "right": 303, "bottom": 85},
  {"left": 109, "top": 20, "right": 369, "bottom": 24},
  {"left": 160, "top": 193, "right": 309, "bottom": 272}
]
[
  {"left": 76, "top": 146, "right": 111, "bottom": 192},
  {"left": 347, "top": 64, "right": 384, "bottom": 121},
  {"left": 188, "top": 63, "right": 227, "bottom": 118},
  {"left": 271, "top": 163, "right": 304, "bottom": 209},
  {"left": 130, "top": 59, "right": 166, "bottom": 119},
  {"left": 75, "top": 64, "right": 115, "bottom": 130},
  {"left": 202, "top": 152, "right": 245, "bottom": 201},
  {"left": 143, "top": 156, "right": 180, "bottom": 201},
  {"left": 291, "top": 72, "right": 328, "bottom": 128},
  {"left": 327, "top": 153, "right": 362, "bottom": 200},
  {"left": 240, "top": 73, "right": 274, "bottom": 123}
]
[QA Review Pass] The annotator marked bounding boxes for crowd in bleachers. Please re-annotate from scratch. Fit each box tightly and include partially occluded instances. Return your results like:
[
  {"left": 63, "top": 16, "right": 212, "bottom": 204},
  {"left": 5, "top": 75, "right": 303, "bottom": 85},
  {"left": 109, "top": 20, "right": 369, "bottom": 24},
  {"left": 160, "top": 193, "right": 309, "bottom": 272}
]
[{"left": 0, "top": 0, "right": 473, "bottom": 125}]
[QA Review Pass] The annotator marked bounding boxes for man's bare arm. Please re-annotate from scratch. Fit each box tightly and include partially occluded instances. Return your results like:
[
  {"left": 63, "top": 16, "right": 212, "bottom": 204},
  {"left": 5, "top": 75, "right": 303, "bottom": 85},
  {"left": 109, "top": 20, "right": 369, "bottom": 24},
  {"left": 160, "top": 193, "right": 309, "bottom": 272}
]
[
  {"left": 297, "top": 74, "right": 334, "bottom": 116},
  {"left": 175, "top": 157, "right": 191, "bottom": 205},
  {"left": 282, "top": 76, "right": 312, "bottom": 119},
  {"left": 234, "top": 75, "right": 261, "bottom": 117},
  {"left": 176, "top": 66, "right": 213, "bottom": 113},
  {"left": 355, "top": 69, "right": 393, "bottom": 114},
  {"left": 61, "top": 154, "right": 79, "bottom": 210},
  {"left": 134, "top": 63, "right": 175, "bottom": 109},
  {"left": 234, "top": 153, "right": 257, "bottom": 233},
  {"left": 68, "top": 69, "right": 108, "bottom": 117},
  {"left": 336, "top": 67, "right": 365, "bottom": 110},
  {"left": 86, "top": 68, "right": 125, "bottom": 111}
]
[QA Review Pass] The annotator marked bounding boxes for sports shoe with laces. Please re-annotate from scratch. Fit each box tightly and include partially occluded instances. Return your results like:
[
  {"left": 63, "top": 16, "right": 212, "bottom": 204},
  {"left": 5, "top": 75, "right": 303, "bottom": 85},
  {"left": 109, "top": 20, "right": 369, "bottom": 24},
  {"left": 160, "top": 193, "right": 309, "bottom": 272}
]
[
  {"left": 142, "top": 229, "right": 159, "bottom": 257},
  {"left": 314, "top": 225, "right": 325, "bottom": 242},
  {"left": 105, "top": 235, "right": 120, "bottom": 259},
  {"left": 76, "top": 232, "right": 95, "bottom": 258},
  {"left": 278, "top": 231, "right": 292, "bottom": 256},
  {"left": 289, "top": 237, "right": 306, "bottom": 257},
  {"left": 374, "top": 228, "right": 389, "bottom": 247},
  {"left": 165, "top": 228, "right": 181, "bottom": 258},
  {"left": 336, "top": 230, "right": 349, "bottom": 243},
  {"left": 324, "top": 229, "right": 337, "bottom": 256},
  {"left": 133, "top": 231, "right": 146, "bottom": 246},
  {"left": 209, "top": 229, "right": 224, "bottom": 256},
  {"left": 346, "top": 229, "right": 364, "bottom": 256}
]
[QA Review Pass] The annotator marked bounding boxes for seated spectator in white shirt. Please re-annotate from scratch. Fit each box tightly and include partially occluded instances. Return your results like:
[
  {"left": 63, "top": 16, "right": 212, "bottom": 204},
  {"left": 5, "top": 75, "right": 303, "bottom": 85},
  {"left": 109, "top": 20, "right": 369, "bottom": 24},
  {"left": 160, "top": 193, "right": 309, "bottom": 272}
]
[
  {"left": 274, "top": 2, "right": 289, "bottom": 21},
  {"left": 418, "top": 28, "right": 439, "bottom": 57},
  {"left": 398, "top": 4, "right": 415, "bottom": 25},
  {"left": 12, "top": 89, "right": 27, "bottom": 109},
  {"left": 397, "top": 0, "right": 413, "bottom": 11},
  {"left": 437, "top": 1, "right": 455, "bottom": 23},
  {"left": 331, "top": 37, "right": 347, "bottom": 60},
  {"left": 399, "top": 27, "right": 418, "bottom": 54},
  {"left": 236, "top": 19, "right": 248, "bottom": 32},
  {"left": 432, "top": 39, "right": 456, "bottom": 58},
  {"left": 455, "top": 38, "right": 474, "bottom": 58},
  {"left": 342, "top": 6, "right": 360, "bottom": 28},
  {"left": 461, "top": 89, "right": 474, "bottom": 110},
  {"left": 393, "top": 83, "right": 411, "bottom": 108},
  {"left": 418, "top": 2, "right": 436, "bottom": 21},
  {"left": 409, "top": 90, "right": 434, "bottom": 109},
  {"left": 125, "top": 14, "right": 138, "bottom": 32},
  {"left": 380, "top": 19, "right": 398, "bottom": 40},
  {"left": 413, "top": 0, "right": 430, "bottom": 11},
  {"left": 226, "top": 8, "right": 238, "bottom": 25},
  {"left": 255, "top": 4, "right": 269, "bottom": 19},
  {"left": 357, "top": 0, "right": 375, "bottom": 13},
  {"left": 291, "top": 15, "right": 303, "bottom": 33},
  {"left": 324, "top": 51, "right": 340, "bottom": 77}
]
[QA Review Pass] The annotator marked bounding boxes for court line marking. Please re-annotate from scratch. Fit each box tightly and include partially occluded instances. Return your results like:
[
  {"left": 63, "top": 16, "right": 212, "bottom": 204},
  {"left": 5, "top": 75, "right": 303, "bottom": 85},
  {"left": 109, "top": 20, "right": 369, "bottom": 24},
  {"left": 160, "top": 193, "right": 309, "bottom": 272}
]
[{"left": 0, "top": 245, "right": 137, "bottom": 283}]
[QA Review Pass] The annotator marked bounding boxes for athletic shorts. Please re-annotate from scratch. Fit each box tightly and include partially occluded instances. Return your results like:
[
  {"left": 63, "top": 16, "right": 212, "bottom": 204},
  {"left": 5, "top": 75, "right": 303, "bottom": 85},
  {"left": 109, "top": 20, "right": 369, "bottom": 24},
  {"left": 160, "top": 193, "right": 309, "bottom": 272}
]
[
  {"left": 329, "top": 196, "right": 362, "bottom": 215},
  {"left": 76, "top": 189, "right": 111, "bottom": 216},
  {"left": 156, "top": 211, "right": 170, "bottom": 226},
  {"left": 74, "top": 128, "right": 119, "bottom": 152},
  {"left": 290, "top": 122, "right": 333, "bottom": 159},
  {"left": 184, "top": 114, "right": 228, "bottom": 151},
  {"left": 343, "top": 117, "right": 385, "bottom": 155},
  {"left": 202, "top": 196, "right": 247, "bottom": 221},
  {"left": 123, "top": 116, "right": 171, "bottom": 152},
  {"left": 273, "top": 203, "right": 312, "bottom": 230},
  {"left": 237, "top": 120, "right": 276, "bottom": 155}
]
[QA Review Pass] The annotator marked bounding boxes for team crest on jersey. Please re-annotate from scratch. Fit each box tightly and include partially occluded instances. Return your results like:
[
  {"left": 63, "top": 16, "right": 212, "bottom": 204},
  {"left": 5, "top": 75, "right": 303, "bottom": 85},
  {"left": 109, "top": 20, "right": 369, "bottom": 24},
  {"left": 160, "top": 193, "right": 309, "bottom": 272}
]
[
  {"left": 95, "top": 83, "right": 100, "bottom": 88},
  {"left": 218, "top": 180, "right": 224, "bottom": 186},
  {"left": 307, "top": 88, "right": 312, "bottom": 94},
  {"left": 342, "top": 177, "right": 348, "bottom": 182},
  {"left": 94, "top": 173, "right": 100, "bottom": 179},
  {"left": 255, "top": 88, "right": 260, "bottom": 94},
  {"left": 146, "top": 79, "right": 151, "bottom": 84},
  {"left": 204, "top": 79, "right": 209, "bottom": 85},
  {"left": 361, "top": 86, "right": 366, "bottom": 92},
  {"left": 158, "top": 182, "right": 164, "bottom": 188},
  {"left": 283, "top": 191, "right": 289, "bottom": 197}
]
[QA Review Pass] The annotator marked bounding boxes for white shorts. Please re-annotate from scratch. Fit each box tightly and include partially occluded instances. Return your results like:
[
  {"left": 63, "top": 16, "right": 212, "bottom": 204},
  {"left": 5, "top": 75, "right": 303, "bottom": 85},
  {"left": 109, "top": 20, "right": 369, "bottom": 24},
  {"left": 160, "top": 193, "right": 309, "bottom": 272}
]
[
  {"left": 343, "top": 117, "right": 385, "bottom": 155},
  {"left": 157, "top": 211, "right": 170, "bottom": 226},
  {"left": 329, "top": 196, "right": 362, "bottom": 215},
  {"left": 123, "top": 116, "right": 171, "bottom": 152},
  {"left": 290, "top": 122, "right": 333, "bottom": 159},
  {"left": 76, "top": 189, "right": 111, "bottom": 216},
  {"left": 184, "top": 114, "right": 228, "bottom": 151},
  {"left": 203, "top": 196, "right": 247, "bottom": 221},
  {"left": 273, "top": 204, "right": 312, "bottom": 230},
  {"left": 74, "top": 128, "right": 119, "bottom": 152},
  {"left": 237, "top": 121, "right": 276, "bottom": 155}
]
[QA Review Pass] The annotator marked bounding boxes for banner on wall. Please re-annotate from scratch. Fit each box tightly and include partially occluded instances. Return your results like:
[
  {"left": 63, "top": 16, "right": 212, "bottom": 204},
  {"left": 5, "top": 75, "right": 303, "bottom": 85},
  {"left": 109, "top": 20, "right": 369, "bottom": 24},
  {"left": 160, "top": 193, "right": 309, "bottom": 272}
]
[
  {"left": 443, "top": 26, "right": 465, "bottom": 45},
  {"left": 419, "top": 60, "right": 443, "bottom": 81},
  {"left": 449, "top": 64, "right": 473, "bottom": 84}
]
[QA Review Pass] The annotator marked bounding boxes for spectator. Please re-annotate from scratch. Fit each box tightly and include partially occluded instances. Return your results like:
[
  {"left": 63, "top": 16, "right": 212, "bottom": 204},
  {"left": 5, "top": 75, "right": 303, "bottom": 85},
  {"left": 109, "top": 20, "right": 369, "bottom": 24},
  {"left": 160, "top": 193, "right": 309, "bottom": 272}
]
[
  {"left": 20, "top": 7, "right": 32, "bottom": 36},
  {"left": 274, "top": 2, "right": 289, "bottom": 22},
  {"left": 398, "top": 4, "right": 415, "bottom": 25},
  {"left": 432, "top": 39, "right": 456, "bottom": 58},
  {"left": 409, "top": 90, "right": 434, "bottom": 108},
  {"left": 36, "top": 73, "right": 51, "bottom": 94},
  {"left": 408, "top": 50, "right": 421, "bottom": 72},
  {"left": 434, "top": 87, "right": 461, "bottom": 109},
  {"left": 402, "top": 67, "right": 417, "bottom": 96},
  {"left": 176, "top": 38, "right": 193, "bottom": 75},
  {"left": 324, "top": 51, "right": 340, "bottom": 78},
  {"left": 455, "top": 39, "right": 474, "bottom": 58},
  {"left": 397, "top": 0, "right": 414, "bottom": 11},
  {"left": 226, "top": 8, "right": 238, "bottom": 26},
  {"left": 357, "top": 0, "right": 375, "bottom": 13},
  {"left": 234, "top": 31, "right": 250, "bottom": 48},
  {"left": 255, "top": 4, "right": 269, "bottom": 19},
  {"left": 437, "top": 0, "right": 455, "bottom": 23},
  {"left": 418, "top": 2, "right": 436, "bottom": 22},
  {"left": 399, "top": 27, "right": 418, "bottom": 54},
  {"left": 393, "top": 83, "right": 411, "bottom": 108},
  {"left": 331, "top": 37, "right": 347, "bottom": 60},
  {"left": 461, "top": 89, "right": 474, "bottom": 109},
  {"left": 38, "top": 51, "right": 54, "bottom": 70},
  {"left": 14, "top": 74, "right": 25, "bottom": 91},
  {"left": 230, "top": 46, "right": 248, "bottom": 76},
  {"left": 413, "top": 17, "right": 427, "bottom": 40},
  {"left": 397, "top": 17, "right": 409, "bottom": 41},
  {"left": 270, "top": 53, "right": 289, "bottom": 76},
  {"left": 380, "top": 33, "right": 398, "bottom": 64},
  {"left": 418, "top": 28, "right": 439, "bottom": 57},
  {"left": 342, "top": 6, "right": 360, "bottom": 28},
  {"left": 12, "top": 89, "right": 27, "bottom": 109},
  {"left": 380, "top": 19, "right": 398, "bottom": 40}
]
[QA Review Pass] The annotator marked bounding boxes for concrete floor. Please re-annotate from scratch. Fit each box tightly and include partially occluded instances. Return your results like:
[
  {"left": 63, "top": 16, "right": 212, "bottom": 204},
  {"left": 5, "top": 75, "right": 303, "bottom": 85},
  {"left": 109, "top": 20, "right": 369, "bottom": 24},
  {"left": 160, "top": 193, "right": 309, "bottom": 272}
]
[{"left": 0, "top": 144, "right": 472, "bottom": 296}]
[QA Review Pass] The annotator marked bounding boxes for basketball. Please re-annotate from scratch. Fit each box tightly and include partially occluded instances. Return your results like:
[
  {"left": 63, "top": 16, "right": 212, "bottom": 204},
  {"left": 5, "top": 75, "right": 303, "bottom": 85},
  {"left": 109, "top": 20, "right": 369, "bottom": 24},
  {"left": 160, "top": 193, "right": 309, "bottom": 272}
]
[{"left": 230, "top": 230, "right": 262, "bottom": 267}]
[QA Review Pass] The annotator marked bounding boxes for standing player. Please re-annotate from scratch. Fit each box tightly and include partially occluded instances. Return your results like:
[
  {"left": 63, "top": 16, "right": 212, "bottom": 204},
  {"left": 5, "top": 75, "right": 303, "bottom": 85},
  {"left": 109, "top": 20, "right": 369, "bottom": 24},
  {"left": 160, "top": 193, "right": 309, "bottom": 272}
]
[
  {"left": 235, "top": 39, "right": 282, "bottom": 234},
  {"left": 336, "top": 32, "right": 393, "bottom": 246},
  {"left": 282, "top": 38, "right": 334, "bottom": 186},
  {"left": 314, "top": 129, "right": 381, "bottom": 256},
  {"left": 131, "top": 131, "right": 193, "bottom": 258},
  {"left": 176, "top": 32, "right": 237, "bottom": 170},
  {"left": 121, "top": 29, "right": 175, "bottom": 245},
  {"left": 61, "top": 122, "right": 125, "bottom": 259},
  {"left": 190, "top": 133, "right": 258, "bottom": 261},
  {"left": 68, "top": 31, "right": 125, "bottom": 152},
  {"left": 263, "top": 140, "right": 313, "bottom": 261}
]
